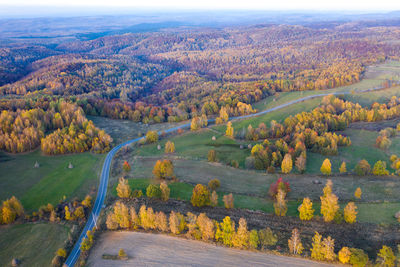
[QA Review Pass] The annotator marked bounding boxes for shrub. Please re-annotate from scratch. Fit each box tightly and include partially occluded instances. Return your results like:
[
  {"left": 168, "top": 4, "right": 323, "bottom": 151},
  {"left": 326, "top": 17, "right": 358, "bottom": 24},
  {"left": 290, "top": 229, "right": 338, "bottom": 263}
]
[
  {"left": 354, "top": 159, "right": 371, "bottom": 176},
  {"left": 230, "top": 160, "right": 239, "bottom": 168},
  {"left": 338, "top": 247, "right": 351, "bottom": 264},
  {"left": 118, "top": 249, "right": 127, "bottom": 259},
  {"left": 267, "top": 166, "right": 275, "bottom": 174},
  {"left": 159, "top": 182, "right": 170, "bottom": 201},
  {"left": 145, "top": 131, "right": 158, "bottom": 143},
  {"left": 165, "top": 141, "right": 175, "bottom": 154},
  {"left": 208, "top": 149, "right": 217, "bottom": 162},
  {"left": 372, "top": 160, "right": 389, "bottom": 176},
  {"left": 146, "top": 184, "right": 162, "bottom": 199},
  {"left": 56, "top": 248, "right": 67, "bottom": 258},
  {"left": 122, "top": 161, "right": 131, "bottom": 172},
  {"left": 208, "top": 179, "right": 221, "bottom": 191},
  {"left": 298, "top": 197, "right": 314, "bottom": 221},
  {"left": 132, "top": 189, "right": 143, "bottom": 198},
  {"left": 223, "top": 193, "right": 234, "bottom": 209},
  {"left": 354, "top": 187, "right": 362, "bottom": 199},
  {"left": 258, "top": 228, "right": 277, "bottom": 248},
  {"left": 152, "top": 159, "right": 174, "bottom": 180},
  {"left": 349, "top": 248, "right": 369, "bottom": 267},
  {"left": 245, "top": 156, "right": 255, "bottom": 169},
  {"left": 191, "top": 184, "right": 211, "bottom": 207}
]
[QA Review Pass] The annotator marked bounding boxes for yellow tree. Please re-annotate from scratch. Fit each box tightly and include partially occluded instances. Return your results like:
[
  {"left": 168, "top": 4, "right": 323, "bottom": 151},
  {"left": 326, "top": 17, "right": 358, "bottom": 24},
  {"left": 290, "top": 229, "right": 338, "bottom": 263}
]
[
  {"left": 354, "top": 187, "right": 362, "bottom": 199},
  {"left": 320, "top": 158, "right": 332, "bottom": 175},
  {"left": 338, "top": 247, "right": 351, "bottom": 264},
  {"left": 288, "top": 228, "right": 304, "bottom": 255},
  {"left": 322, "top": 236, "right": 336, "bottom": 261},
  {"left": 320, "top": 180, "right": 339, "bottom": 222},
  {"left": 298, "top": 197, "right": 314, "bottom": 221},
  {"left": 225, "top": 121, "right": 234, "bottom": 138},
  {"left": 274, "top": 189, "right": 287, "bottom": 216},
  {"left": 281, "top": 154, "right": 293, "bottom": 174},
  {"left": 232, "top": 218, "right": 249, "bottom": 248},
  {"left": 344, "top": 202, "right": 357, "bottom": 224},
  {"left": 165, "top": 141, "right": 175, "bottom": 154},
  {"left": 339, "top": 161, "right": 347, "bottom": 173},
  {"left": 116, "top": 177, "right": 131, "bottom": 198}
]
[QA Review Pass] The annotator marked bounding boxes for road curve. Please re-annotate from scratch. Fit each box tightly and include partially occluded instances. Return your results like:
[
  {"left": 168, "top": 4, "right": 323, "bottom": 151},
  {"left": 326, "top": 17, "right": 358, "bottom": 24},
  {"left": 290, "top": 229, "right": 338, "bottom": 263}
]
[{"left": 65, "top": 86, "right": 383, "bottom": 266}]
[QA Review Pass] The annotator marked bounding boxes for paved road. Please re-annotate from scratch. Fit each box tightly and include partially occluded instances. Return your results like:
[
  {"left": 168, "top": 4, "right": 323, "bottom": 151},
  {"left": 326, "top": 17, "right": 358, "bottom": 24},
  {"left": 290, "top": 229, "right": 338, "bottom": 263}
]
[{"left": 65, "top": 86, "right": 383, "bottom": 266}]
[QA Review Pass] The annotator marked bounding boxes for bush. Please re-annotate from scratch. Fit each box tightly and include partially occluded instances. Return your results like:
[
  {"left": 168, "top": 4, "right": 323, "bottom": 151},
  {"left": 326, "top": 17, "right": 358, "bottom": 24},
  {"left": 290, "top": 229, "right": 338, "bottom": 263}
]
[
  {"left": 145, "top": 131, "right": 158, "bottom": 143},
  {"left": 267, "top": 166, "right": 275, "bottom": 174},
  {"left": 349, "top": 248, "right": 369, "bottom": 267},
  {"left": 132, "top": 189, "right": 143, "bottom": 198},
  {"left": 258, "top": 228, "right": 278, "bottom": 248},
  {"left": 230, "top": 160, "right": 239, "bottom": 168},
  {"left": 245, "top": 156, "right": 255, "bottom": 169},
  {"left": 354, "top": 159, "right": 371, "bottom": 176},
  {"left": 191, "top": 184, "right": 211, "bottom": 207},
  {"left": 208, "top": 179, "right": 221, "bottom": 191},
  {"left": 146, "top": 184, "right": 161, "bottom": 199},
  {"left": 118, "top": 249, "right": 128, "bottom": 259}
]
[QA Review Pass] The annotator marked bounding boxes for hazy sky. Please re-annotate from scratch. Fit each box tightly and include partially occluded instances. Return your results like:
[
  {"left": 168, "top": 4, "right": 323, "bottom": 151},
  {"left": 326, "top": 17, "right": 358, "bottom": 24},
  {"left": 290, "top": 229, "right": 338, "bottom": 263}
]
[{"left": 1, "top": 0, "right": 400, "bottom": 11}]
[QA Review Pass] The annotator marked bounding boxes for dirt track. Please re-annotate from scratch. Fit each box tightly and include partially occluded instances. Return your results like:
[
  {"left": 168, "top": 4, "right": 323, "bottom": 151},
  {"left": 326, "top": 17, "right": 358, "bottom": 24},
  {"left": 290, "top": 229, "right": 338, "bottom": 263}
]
[{"left": 88, "top": 231, "right": 338, "bottom": 267}]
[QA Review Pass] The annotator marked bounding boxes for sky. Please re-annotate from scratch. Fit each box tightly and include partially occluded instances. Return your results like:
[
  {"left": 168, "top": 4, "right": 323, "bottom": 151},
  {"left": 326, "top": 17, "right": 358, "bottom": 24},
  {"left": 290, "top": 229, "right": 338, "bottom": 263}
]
[{"left": 1, "top": 0, "right": 400, "bottom": 11}]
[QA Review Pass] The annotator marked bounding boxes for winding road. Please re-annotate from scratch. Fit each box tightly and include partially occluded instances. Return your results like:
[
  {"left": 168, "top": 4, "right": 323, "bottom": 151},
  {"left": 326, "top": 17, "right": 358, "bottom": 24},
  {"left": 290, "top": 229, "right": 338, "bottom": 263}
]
[{"left": 65, "top": 86, "right": 384, "bottom": 266}]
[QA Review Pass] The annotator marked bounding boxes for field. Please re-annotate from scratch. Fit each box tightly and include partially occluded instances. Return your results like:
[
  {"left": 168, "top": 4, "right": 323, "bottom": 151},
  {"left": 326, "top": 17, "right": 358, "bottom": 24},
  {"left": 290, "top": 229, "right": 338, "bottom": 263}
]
[
  {"left": 0, "top": 150, "right": 104, "bottom": 211},
  {"left": 0, "top": 223, "right": 70, "bottom": 267},
  {"left": 88, "top": 231, "right": 333, "bottom": 267}
]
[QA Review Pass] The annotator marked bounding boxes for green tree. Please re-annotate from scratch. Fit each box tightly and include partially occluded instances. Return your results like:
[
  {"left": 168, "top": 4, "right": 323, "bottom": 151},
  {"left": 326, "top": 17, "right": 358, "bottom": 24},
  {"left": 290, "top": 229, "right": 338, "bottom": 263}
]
[
  {"left": 146, "top": 184, "right": 162, "bottom": 199},
  {"left": 377, "top": 245, "right": 396, "bottom": 267}
]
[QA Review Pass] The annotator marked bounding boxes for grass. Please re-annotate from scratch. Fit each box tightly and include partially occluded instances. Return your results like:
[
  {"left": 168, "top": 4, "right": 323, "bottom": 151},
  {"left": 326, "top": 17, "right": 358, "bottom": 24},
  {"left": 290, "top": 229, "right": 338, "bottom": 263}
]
[
  {"left": 116, "top": 178, "right": 400, "bottom": 224},
  {"left": 0, "top": 223, "right": 70, "bottom": 267},
  {"left": 0, "top": 150, "right": 104, "bottom": 211}
]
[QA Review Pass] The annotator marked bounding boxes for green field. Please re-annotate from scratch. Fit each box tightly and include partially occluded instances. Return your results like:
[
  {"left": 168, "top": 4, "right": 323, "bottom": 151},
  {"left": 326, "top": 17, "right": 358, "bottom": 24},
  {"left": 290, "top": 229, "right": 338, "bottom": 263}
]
[
  {"left": 117, "top": 178, "right": 400, "bottom": 224},
  {"left": 0, "top": 150, "right": 104, "bottom": 211},
  {"left": 0, "top": 223, "right": 70, "bottom": 267}
]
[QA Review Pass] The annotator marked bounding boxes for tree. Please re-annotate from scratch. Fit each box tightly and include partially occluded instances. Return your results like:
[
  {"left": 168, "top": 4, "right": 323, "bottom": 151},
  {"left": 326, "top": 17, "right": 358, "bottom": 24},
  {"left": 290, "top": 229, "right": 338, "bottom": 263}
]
[
  {"left": 116, "top": 177, "right": 131, "bottom": 198},
  {"left": 354, "top": 187, "right": 362, "bottom": 199},
  {"left": 145, "top": 131, "right": 158, "bottom": 143},
  {"left": 56, "top": 248, "right": 67, "bottom": 258},
  {"left": 320, "top": 180, "right": 339, "bottom": 222},
  {"left": 169, "top": 211, "right": 185, "bottom": 234},
  {"left": 298, "top": 197, "right": 314, "bottom": 221},
  {"left": 258, "top": 228, "right": 278, "bottom": 248},
  {"left": 281, "top": 154, "right": 292, "bottom": 174},
  {"left": 344, "top": 202, "right": 357, "bottom": 224},
  {"left": 225, "top": 121, "right": 234, "bottom": 138},
  {"left": 223, "top": 193, "right": 234, "bottom": 209},
  {"left": 338, "top": 247, "right": 351, "bottom": 264},
  {"left": 320, "top": 158, "right": 332, "bottom": 175},
  {"left": 354, "top": 159, "right": 371, "bottom": 176},
  {"left": 64, "top": 206, "right": 71, "bottom": 221},
  {"left": 146, "top": 184, "right": 162, "bottom": 199},
  {"left": 273, "top": 189, "right": 287, "bottom": 216},
  {"left": 113, "top": 201, "right": 130, "bottom": 229},
  {"left": 191, "top": 184, "right": 211, "bottom": 207},
  {"left": 310, "top": 232, "right": 324, "bottom": 261},
  {"left": 295, "top": 155, "right": 306, "bottom": 173},
  {"left": 372, "top": 160, "right": 389, "bottom": 176},
  {"left": 377, "top": 245, "right": 396, "bottom": 267},
  {"left": 208, "top": 179, "right": 221, "bottom": 191},
  {"left": 249, "top": 230, "right": 259, "bottom": 249},
  {"left": 232, "top": 218, "right": 249, "bottom": 248},
  {"left": 197, "top": 213, "right": 214, "bottom": 241},
  {"left": 208, "top": 149, "right": 217, "bottom": 162},
  {"left": 339, "top": 161, "right": 347, "bottom": 173},
  {"left": 215, "top": 216, "right": 235, "bottom": 247},
  {"left": 269, "top": 177, "right": 290, "bottom": 198},
  {"left": 322, "top": 236, "right": 336, "bottom": 261},
  {"left": 210, "top": 191, "right": 218, "bottom": 207},
  {"left": 81, "top": 195, "right": 92, "bottom": 208},
  {"left": 160, "top": 182, "right": 170, "bottom": 201},
  {"left": 165, "top": 141, "right": 175, "bottom": 154},
  {"left": 152, "top": 159, "right": 174, "bottom": 180},
  {"left": 123, "top": 161, "right": 131, "bottom": 172},
  {"left": 118, "top": 249, "right": 128, "bottom": 259},
  {"left": 154, "top": 211, "right": 168, "bottom": 232},
  {"left": 288, "top": 228, "right": 304, "bottom": 255}
]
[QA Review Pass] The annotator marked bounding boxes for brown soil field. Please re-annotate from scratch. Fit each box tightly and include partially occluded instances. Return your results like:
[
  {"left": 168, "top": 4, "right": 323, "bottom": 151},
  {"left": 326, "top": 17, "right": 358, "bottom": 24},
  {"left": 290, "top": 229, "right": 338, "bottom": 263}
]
[{"left": 88, "top": 231, "right": 338, "bottom": 267}]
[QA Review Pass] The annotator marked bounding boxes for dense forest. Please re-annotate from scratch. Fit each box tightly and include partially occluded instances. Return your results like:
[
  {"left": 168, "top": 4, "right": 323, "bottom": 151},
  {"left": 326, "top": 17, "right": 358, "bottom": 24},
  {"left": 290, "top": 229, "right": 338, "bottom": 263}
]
[{"left": 2, "top": 22, "right": 400, "bottom": 152}]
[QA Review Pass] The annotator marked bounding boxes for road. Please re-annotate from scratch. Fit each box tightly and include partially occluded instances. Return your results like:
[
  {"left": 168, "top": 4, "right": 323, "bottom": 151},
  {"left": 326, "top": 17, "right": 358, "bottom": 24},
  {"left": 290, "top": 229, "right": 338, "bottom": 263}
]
[{"left": 65, "top": 86, "right": 383, "bottom": 266}]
